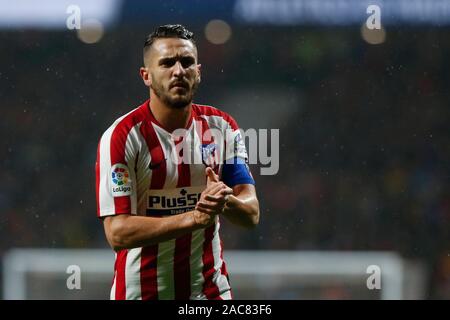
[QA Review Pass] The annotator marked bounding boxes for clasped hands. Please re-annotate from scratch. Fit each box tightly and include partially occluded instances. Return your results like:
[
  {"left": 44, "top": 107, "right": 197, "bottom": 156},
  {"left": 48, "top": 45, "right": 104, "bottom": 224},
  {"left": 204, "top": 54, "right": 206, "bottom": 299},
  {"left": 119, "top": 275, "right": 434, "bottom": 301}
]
[{"left": 192, "top": 167, "right": 233, "bottom": 227}]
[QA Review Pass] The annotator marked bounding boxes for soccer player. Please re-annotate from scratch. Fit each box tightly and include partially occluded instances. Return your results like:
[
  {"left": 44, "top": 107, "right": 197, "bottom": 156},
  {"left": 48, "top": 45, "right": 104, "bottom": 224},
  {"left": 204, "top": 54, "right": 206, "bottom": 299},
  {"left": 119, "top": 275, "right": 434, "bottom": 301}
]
[{"left": 95, "top": 24, "right": 260, "bottom": 300}]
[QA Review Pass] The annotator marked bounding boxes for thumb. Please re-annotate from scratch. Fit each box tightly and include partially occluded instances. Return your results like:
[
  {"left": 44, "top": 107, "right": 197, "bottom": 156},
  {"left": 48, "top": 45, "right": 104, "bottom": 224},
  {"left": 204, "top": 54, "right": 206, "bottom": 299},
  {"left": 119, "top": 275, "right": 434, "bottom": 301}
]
[{"left": 206, "top": 167, "right": 219, "bottom": 185}]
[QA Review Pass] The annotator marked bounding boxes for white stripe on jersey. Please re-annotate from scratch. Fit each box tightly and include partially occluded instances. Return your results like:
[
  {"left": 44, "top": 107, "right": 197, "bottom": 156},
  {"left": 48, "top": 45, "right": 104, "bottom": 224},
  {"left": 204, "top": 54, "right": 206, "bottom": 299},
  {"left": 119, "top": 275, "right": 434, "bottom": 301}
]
[
  {"left": 110, "top": 271, "right": 117, "bottom": 300},
  {"left": 190, "top": 120, "right": 208, "bottom": 185},
  {"left": 126, "top": 121, "right": 154, "bottom": 216},
  {"left": 125, "top": 248, "right": 142, "bottom": 300},
  {"left": 110, "top": 252, "right": 117, "bottom": 300},
  {"left": 156, "top": 240, "right": 176, "bottom": 299},
  {"left": 153, "top": 123, "right": 178, "bottom": 299},
  {"left": 200, "top": 114, "right": 245, "bottom": 163},
  {"left": 189, "top": 228, "right": 207, "bottom": 300},
  {"left": 211, "top": 219, "right": 232, "bottom": 299},
  {"left": 153, "top": 123, "right": 179, "bottom": 186},
  {"left": 200, "top": 115, "right": 232, "bottom": 132},
  {"left": 99, "top": 124, "right": 116, "bottom": 216},
  {"left": 124, "top": 122, "right": 144, "bottom": 215},
  {"left": 98, "top": 108, "right": 140, "bottom": 217}
]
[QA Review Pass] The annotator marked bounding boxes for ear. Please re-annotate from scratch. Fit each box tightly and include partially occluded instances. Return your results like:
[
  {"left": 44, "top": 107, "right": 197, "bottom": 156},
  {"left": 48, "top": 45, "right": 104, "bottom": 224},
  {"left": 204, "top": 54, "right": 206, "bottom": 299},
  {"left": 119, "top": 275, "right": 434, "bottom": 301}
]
[
  {"left": 139, "top": 67, "right": 152, "bottom": 87},
  {"left": 196, "top": 63, "right": 202, "bottom": 83}
]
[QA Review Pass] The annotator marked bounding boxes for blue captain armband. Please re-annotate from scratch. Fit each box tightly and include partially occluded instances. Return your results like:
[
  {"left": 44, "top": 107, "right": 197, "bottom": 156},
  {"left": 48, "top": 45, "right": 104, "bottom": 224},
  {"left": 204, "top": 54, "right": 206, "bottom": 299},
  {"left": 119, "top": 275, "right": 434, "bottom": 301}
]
[{"left": 221, "top": 157, "right": 255, "bottom": 187}]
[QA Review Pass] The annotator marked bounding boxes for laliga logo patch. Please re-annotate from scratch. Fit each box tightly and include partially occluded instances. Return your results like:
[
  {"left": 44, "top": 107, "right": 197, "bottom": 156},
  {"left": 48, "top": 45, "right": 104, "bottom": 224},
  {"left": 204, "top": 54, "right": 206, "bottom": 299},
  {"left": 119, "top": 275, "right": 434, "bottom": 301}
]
[
  {"left": 112, "top": 167, "right": 129, "bottom": 185},
  {"left": 110, "top": 163, "right": 132, "bottom": 197}
]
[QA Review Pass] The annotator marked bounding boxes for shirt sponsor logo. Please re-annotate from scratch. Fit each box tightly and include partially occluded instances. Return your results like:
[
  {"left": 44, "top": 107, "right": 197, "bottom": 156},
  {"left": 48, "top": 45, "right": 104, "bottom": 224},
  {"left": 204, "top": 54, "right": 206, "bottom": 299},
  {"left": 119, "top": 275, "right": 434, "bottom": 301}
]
[
  {"left": 146, "top": 186, "right": 204, "bottom": 216},
  {"left": 110, "top": 163, "right": 132, "bottom": 197}
]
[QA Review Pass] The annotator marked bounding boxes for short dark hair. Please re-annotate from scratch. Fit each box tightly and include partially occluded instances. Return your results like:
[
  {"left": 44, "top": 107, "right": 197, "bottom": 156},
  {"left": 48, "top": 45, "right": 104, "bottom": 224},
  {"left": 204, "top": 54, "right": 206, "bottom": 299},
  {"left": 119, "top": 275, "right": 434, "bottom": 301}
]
[{"left": 143, "top": 24, "right": 195, "bottom": 56}]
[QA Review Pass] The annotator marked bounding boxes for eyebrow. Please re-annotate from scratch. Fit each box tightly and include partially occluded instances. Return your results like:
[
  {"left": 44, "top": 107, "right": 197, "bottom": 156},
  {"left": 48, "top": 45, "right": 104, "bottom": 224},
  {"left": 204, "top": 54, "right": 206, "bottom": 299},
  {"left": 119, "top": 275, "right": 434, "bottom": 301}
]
[{"left": 158, "top": 55, "right": 195, "bottom": 65}]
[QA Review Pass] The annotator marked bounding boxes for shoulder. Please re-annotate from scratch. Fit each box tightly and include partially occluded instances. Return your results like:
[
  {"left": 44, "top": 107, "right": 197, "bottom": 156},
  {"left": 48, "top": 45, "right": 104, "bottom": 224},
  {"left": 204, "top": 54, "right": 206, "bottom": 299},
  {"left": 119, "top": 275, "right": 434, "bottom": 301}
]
[{"left": 192, "top": 103, "right": 239, "bottom": 130}]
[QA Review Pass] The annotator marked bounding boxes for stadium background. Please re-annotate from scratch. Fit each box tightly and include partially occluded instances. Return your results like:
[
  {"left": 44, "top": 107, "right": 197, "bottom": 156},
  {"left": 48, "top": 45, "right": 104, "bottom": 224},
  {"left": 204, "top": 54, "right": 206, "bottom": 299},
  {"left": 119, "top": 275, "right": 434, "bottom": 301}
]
[{"left": 1, "top": 0, "right": 449, "bottom": 299}]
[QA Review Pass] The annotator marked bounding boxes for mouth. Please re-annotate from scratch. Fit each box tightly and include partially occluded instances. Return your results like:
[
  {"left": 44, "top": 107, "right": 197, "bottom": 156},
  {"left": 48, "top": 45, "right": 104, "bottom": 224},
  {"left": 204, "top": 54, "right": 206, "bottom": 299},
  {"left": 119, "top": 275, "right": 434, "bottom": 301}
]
[{"left": 170, "top": 82, "right": 189, "bottom": 90}]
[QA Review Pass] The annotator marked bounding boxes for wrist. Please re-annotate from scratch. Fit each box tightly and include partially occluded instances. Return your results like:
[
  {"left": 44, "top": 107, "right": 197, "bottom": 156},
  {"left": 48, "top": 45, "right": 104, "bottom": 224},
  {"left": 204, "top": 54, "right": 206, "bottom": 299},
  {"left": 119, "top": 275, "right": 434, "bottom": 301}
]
[
  {"left": 189, "top": 209, "right": 210, "bottom": 230},
  {"left": 188, "top": 210, "right": 201, "bottom": 230}
]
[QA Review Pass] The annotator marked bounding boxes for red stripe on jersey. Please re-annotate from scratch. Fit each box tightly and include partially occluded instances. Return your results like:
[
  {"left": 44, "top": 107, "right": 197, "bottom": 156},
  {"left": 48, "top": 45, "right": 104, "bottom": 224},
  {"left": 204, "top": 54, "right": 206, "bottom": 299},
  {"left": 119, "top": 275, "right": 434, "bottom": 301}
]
[
  {"left": 174, "top": 233, "right": 192, "bottom": 299},
  {"left": 109, "top": 113, "right": 141, "bottom": 213},
  {"left": 219, "top": 237, "right": 233, "bottom": 298},
  {"left": 193, "top": 104, "right": 239, "bottom": 131},
  {"left": 174, "top": 140, "right": 192, "bottom": 299},
  {"left": 110, "top": 126, "right": 132, "bottom": 213},
  {"left": 115, "top": 249, "right": 128, "bottom": 300},
  {"left": 95, "top": 140, "right": 101, "bottom": 217},
  {"left": 96, "top": 106, "right": 147, "bottom": 219},
  {"left": 140, "top": 245, "right": 158, "bottom": 300},
  {"left": 195, "top": 113, "right": 220, "bottom": 175},
  {"left": 220, "top": 238, "right": 228, "bottom": 277},
  {"left": 138, "top": 108, "right": 167, "bottom": 300},
  {"left": 141, "top": 107, "right": 167, "bottom": 191},
  {"left": 202, "top": 223, "right": 221, "bottom": 299},
  {"left": 195, "top": 111, "right": 222, "bottom": 299},
  {"left": 193, "top": 104, "right": 240, "bottom": 172}
]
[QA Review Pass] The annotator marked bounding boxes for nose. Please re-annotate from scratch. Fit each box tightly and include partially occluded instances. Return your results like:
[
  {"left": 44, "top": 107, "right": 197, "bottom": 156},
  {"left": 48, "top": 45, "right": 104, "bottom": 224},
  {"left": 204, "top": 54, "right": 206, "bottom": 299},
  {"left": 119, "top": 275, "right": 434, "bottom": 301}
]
[{"left": 172, "top": 61, "right": 186, "bottom": 77}]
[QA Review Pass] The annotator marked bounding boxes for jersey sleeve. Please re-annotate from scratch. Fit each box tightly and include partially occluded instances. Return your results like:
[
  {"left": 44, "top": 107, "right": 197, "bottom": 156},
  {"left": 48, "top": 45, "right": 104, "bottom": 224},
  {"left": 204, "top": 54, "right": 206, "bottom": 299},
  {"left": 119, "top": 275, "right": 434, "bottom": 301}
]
[
  {"left": 221, "top": 114, "right": 255, "bottom": 187},
  {"left": 95, "top": 122, "right": 138, "bottom": 218}
]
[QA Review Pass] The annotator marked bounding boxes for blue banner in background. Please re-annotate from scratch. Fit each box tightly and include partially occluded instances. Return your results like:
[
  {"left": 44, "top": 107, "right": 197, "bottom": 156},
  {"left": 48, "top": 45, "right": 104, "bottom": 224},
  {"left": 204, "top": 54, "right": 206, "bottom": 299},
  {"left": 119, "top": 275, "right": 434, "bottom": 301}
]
[
  {"left": 119, "top": 0, "right": 450, "bottom": 26},
  {"left": 231, "top": 0, "right": 450, "bottom": 26},
  {"left": 120, "top": 0, "right": 235, "bottom": 26}
]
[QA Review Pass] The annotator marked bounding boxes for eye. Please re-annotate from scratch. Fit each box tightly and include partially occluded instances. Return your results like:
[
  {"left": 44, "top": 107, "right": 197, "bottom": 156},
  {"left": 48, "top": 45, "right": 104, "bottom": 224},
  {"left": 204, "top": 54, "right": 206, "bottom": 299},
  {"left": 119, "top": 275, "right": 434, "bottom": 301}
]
[
  {"left": 180, "top": 57, "right": 195, "bottom": 68},
  {"left": 160, "top": 59, "right": 175, "bottom": 67}
]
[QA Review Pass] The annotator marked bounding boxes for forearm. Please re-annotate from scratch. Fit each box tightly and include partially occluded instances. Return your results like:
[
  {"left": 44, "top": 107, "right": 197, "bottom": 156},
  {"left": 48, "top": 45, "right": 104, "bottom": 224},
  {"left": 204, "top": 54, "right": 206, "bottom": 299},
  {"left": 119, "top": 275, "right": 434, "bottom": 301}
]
[
  {"left": 105, "top": 211, "right": 201, "bottom": 251},
  {"left": 223, "top": 193, "right": 260, "bottom": 228}
]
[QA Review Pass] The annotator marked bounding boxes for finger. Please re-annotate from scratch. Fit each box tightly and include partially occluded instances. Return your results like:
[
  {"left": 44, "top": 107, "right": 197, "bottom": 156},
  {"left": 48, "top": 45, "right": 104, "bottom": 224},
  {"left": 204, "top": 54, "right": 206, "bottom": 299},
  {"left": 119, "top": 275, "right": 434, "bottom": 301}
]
[
  {"left": 197, "top": 200, "right": 224, "bottom": 210},
  {"left": 198, "top": 198, "right": 217, "bottom": 207},
  {"left": 196, "top": 201, "right": 225, "bottom": 212},
  {"left": 211, "top": 169, "right": 220, "bottom": 182},
  {"left": 205, "top": 182, "right": 226, "bottom": 196},
  {"left": 205, "top": 194, "right": 226, "bottom": 202},
  {"left": 202, "top": 179, "right": 223, "bottom": 193},
  {"left": 195, "top": 205, "right": 219, "bottom": 216},
  {"left": 219, "top": 187, "right": 233, "bottom": 196},
  {"left": 209, "top": 186, "right": 232, "bottom": 198},
  {"left": 205, "top": 194, "right": 227, "bottom": 204},
  {"left": 206, "top": 167, "right": 220, "bottom": 185},
  {"left": 205, "top": 167, "right": 214, "bottom": 186},
  {"left": 195, "top": 206, "right": 215, "bottom": 215}
]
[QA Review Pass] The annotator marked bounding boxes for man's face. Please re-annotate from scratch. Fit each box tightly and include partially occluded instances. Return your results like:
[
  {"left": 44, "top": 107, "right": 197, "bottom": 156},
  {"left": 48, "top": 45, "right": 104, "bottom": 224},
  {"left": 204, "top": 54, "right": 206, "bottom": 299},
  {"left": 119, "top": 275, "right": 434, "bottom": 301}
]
[{"left": 145, "top": 38, "right": 200, "bottom": 109}]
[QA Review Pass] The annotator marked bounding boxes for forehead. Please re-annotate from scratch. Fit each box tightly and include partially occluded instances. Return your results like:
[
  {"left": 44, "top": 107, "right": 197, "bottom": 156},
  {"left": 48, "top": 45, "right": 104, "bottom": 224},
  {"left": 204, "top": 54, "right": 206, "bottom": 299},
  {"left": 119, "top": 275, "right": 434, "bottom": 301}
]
[{"left": 151, "top": 38, "right": 197, "bottom": 59}]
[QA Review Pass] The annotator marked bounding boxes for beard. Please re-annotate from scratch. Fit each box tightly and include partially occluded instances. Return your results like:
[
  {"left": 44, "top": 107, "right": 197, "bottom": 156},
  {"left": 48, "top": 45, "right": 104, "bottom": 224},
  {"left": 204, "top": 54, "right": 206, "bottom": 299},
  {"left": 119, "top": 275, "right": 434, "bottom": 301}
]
[{"left": 151, "top": 75, "right": 199, "bottom": 109}]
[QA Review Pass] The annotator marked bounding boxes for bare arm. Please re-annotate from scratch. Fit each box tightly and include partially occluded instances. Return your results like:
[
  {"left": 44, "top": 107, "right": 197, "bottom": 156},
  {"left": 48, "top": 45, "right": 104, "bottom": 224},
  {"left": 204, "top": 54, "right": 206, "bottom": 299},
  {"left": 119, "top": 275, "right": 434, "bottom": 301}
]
[
  {"left": 204, "top": 170, "right": 260, "bottom": 228},
  {"left": 103, "top": 211, "right": 198, "bottom": 251},
  {"left": 103, "top": 175, "right": 233, "bottom": 251},
  {"left": 221, "top": 184, "right": 260, "bottom": 228}
]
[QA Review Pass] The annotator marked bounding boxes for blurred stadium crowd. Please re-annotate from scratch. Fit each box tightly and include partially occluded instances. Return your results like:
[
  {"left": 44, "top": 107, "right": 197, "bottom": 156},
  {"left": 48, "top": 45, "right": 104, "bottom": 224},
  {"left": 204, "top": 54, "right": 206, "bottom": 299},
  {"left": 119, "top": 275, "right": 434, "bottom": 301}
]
[{"left": 1, "top": 26, "right": 449, "bottom": 298}]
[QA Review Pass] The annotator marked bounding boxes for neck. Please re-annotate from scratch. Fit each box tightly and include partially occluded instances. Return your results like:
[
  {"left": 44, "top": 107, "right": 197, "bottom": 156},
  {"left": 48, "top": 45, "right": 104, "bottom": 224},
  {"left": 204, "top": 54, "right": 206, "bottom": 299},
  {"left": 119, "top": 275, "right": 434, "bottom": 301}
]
[{"left": 149, "top": 92, "right": 192, "bottom": 133}]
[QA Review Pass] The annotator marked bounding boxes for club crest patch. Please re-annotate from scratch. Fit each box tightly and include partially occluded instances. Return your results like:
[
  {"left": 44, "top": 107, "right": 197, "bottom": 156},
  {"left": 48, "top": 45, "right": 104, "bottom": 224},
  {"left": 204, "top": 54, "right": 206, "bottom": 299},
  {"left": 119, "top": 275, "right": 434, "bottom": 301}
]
[{"left": 201, "top": 143, "right": 218, "bottom": 167}]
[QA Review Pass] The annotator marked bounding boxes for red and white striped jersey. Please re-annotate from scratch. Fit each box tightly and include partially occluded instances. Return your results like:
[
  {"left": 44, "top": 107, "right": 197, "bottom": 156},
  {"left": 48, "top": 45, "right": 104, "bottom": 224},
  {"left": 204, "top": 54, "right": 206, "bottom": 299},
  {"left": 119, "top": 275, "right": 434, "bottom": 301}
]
[{"left": 95, "top": 99, "right": 250, "bottom": 300}]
